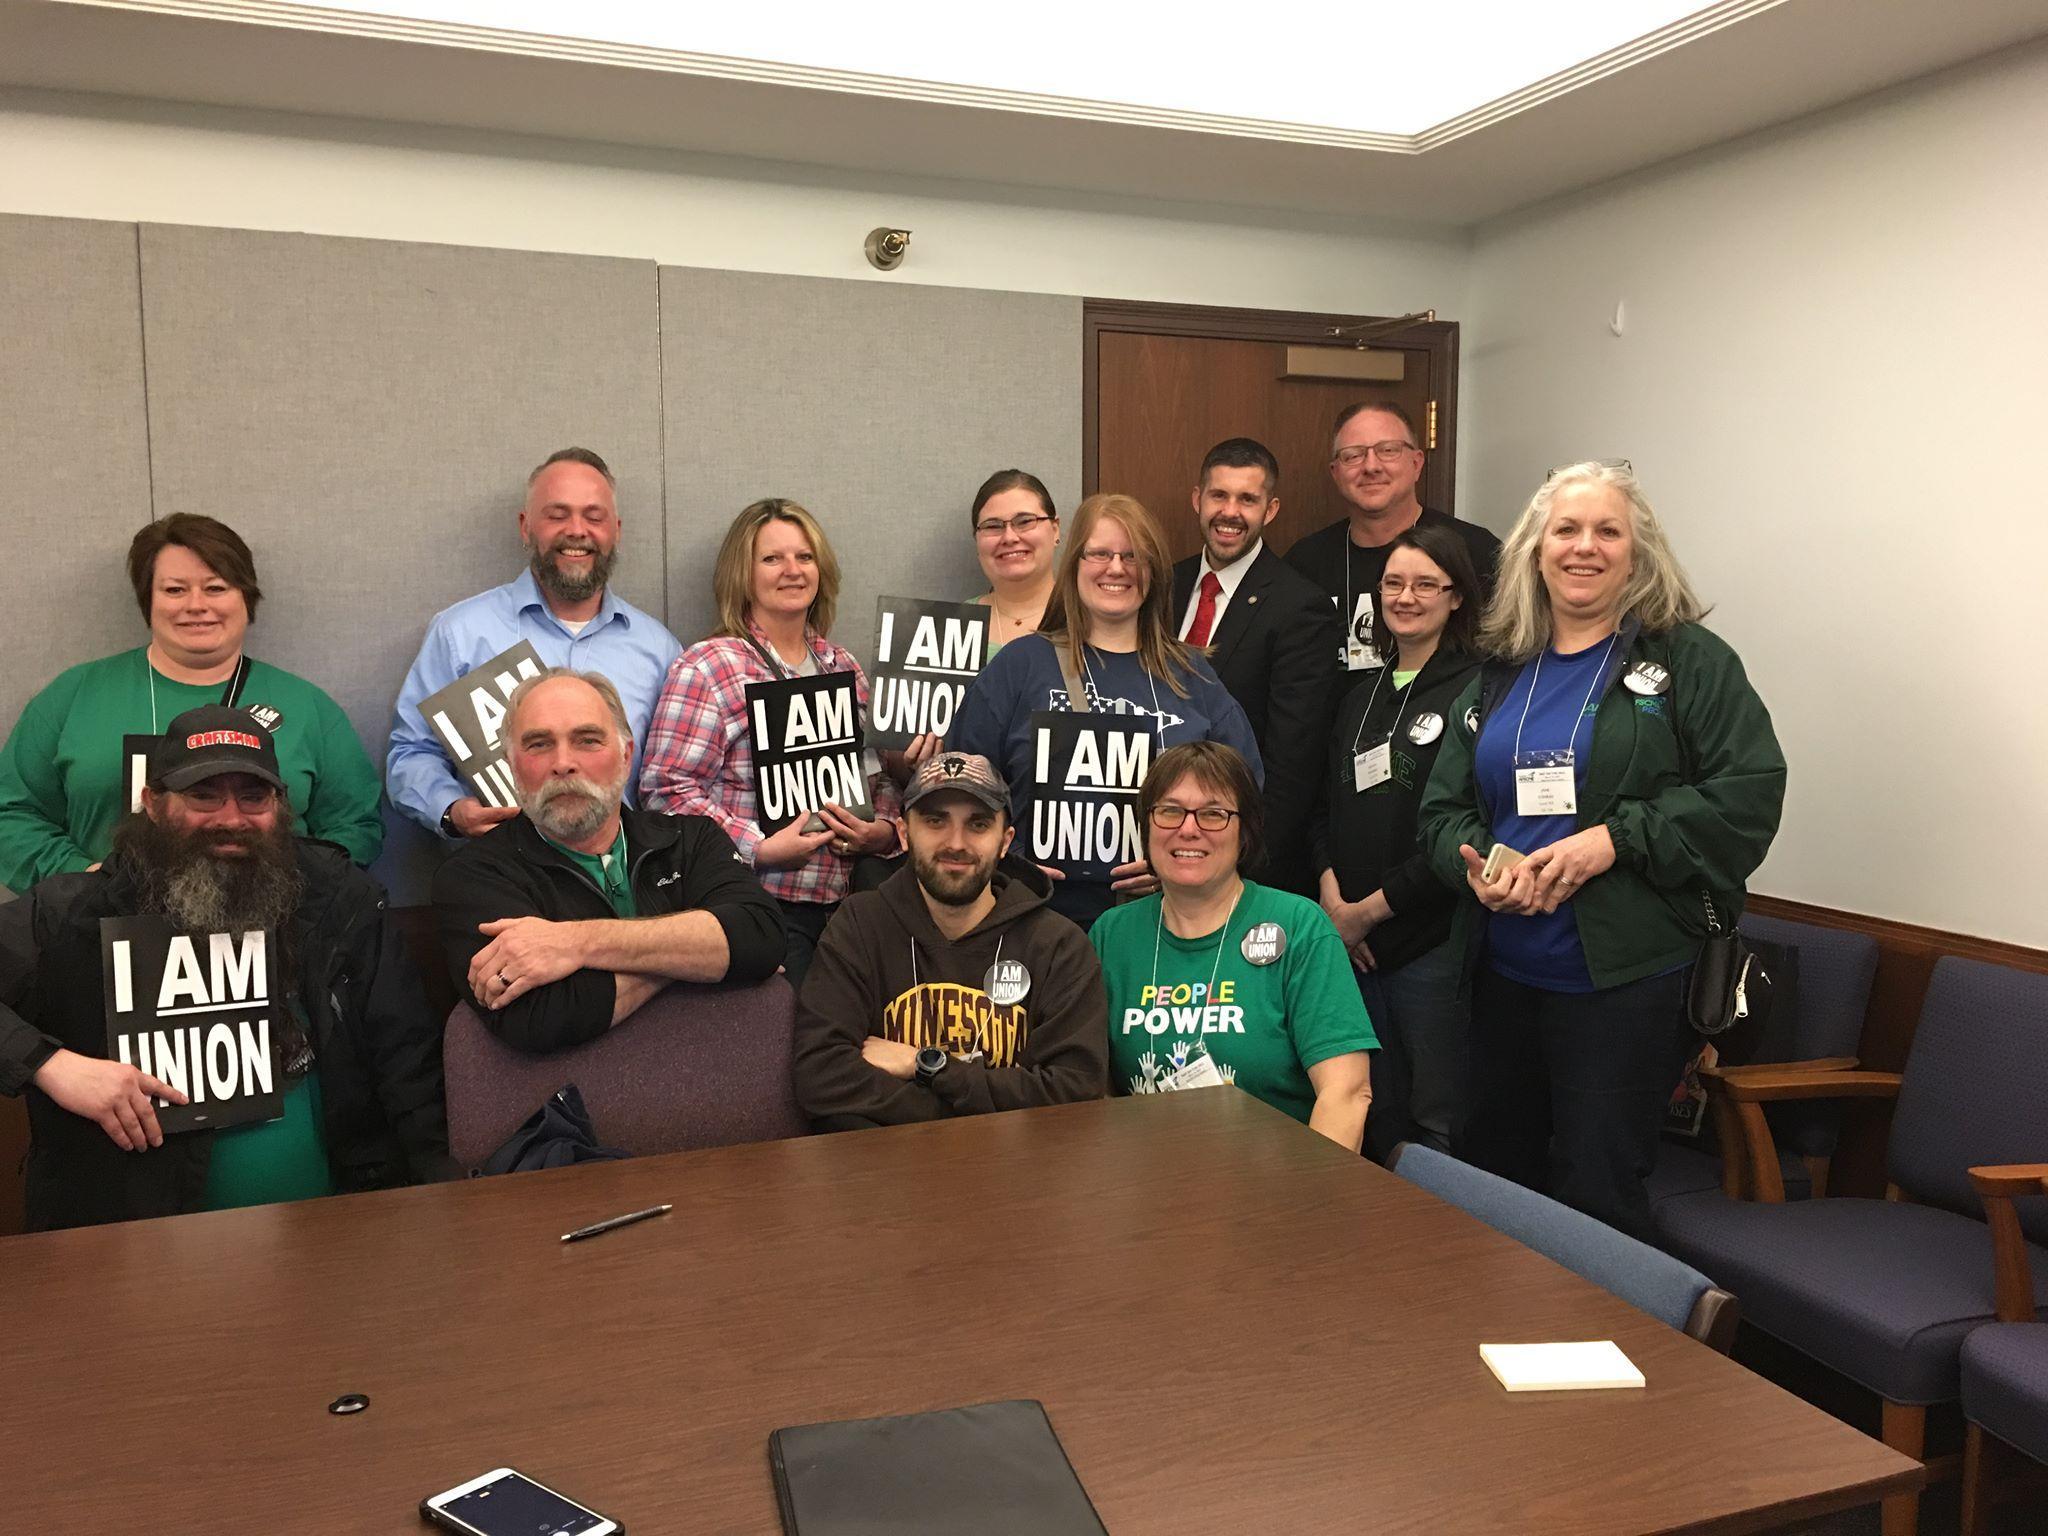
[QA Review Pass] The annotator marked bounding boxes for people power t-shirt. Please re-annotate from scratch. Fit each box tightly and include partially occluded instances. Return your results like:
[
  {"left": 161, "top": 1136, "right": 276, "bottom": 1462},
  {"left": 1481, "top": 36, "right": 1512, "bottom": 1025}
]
[{"left": 1091, "top": 882, "right": 1377, "bottom": 1125}]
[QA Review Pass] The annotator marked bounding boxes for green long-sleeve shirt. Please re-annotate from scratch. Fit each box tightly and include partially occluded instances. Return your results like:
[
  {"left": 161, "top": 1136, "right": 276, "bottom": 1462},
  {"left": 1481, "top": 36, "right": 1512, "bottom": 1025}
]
[{"left": 0, "top": 648, "right": 384, "bottom": 890}]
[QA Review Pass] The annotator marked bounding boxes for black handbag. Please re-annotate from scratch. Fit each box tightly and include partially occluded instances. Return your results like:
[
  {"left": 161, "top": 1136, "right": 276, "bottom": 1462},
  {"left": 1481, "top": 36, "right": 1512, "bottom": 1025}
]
[{"left": 1686, "top": 891, "right": 1774, "bottom": 1044}]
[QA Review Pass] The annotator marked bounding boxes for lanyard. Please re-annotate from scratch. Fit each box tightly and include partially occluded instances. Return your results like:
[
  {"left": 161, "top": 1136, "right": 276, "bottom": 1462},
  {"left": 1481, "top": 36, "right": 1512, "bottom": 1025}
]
[
  {"left": 147, "top": 651, "right": 251, "bottom": 733},
  {"left": 1150, "top": 883, "right": 1243, "bottom": 1005},
  {"left": 1347, "top": 664, "right": 1418, "bottom": 756},
  {"left": 1510, "top": 634, "right": 1618, "bottom": 765},
  {"left": 743, "top": 630, "right": 815, "bottom": 680}
]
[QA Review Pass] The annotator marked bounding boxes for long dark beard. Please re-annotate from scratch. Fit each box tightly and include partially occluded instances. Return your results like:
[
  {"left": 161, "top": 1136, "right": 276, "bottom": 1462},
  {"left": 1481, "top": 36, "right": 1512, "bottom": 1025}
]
[
  {"left": 111, "top": 811, "right": 308, "bottom": 1061},
  {"left": 529, "top": 538, "right": 617, "bottom": 605}
]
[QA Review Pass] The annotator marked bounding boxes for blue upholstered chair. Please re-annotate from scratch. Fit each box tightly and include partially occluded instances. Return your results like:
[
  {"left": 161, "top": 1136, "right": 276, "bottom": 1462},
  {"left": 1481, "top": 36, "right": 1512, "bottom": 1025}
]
[
  {"left": 1655, "top": 958, "right": 2048, "bottom": 1536},
  {"left": 442, "top": 976, "right": 808, "bottom": 1168},
  {"left": 1389, "top": 1142, "right": 1739, "bottom": 1351},
  {"left": 1959, "top": 1164, "right": 2048, "bottom": 1536},
  {"left": 1647, "top": 914, "right": 1878, "bottom": 1208}
]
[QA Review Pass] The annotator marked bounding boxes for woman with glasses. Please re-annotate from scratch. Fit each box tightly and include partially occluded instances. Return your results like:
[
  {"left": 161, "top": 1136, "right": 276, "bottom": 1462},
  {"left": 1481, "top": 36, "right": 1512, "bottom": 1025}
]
[
  {"left": 639, "top": 498, "right": 902, "bottom": 986},
  {"left": 1417, "top": 461, "right": 1785, "bottom": 1239},
  {"left": 947, "top": 493, "right": 1262, "bottom": 930},
  {"left": 1092, "top": 742, "right": 1375, "bottom": 1149},
  {"left": 0, "top": 514, "right": 383, "bottom": 890},
  {"left": 882, "top": 470, "right": 1064, "bottom": 788},
  {"left": 968, "top": 469, "right": 1061, "bottom": 656},
  {"left": 1311, "top": 522, "right": 1483, "bottom": 1157}
]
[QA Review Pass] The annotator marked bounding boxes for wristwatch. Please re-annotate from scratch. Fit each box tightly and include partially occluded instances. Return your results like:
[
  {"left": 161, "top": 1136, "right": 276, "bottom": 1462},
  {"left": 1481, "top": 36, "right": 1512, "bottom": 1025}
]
[
  {"left": 914, "top": 1047, "right": 948, "bottom": 1086},
  {"left": 439, "top": 803, "right": 461, "bottom": 839}
]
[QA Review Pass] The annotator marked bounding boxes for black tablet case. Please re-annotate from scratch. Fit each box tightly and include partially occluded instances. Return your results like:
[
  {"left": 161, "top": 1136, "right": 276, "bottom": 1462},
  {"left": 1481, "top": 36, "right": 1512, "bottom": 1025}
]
[{"left": 768, "top": 1398, "right": 1108, "bottom": 1535}]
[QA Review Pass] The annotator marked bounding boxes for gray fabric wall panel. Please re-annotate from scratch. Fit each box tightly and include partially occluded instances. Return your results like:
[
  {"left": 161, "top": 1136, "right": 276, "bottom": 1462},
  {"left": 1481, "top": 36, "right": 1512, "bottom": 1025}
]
[
  {"left": 659, "top": 268, "right": 1082, "bottom": 666},
  {"left": 137, "top": 225, "right": 663, "bottom": 901},
  {"left": 0, "top": 214, "right": 154, "bottom": 734}
]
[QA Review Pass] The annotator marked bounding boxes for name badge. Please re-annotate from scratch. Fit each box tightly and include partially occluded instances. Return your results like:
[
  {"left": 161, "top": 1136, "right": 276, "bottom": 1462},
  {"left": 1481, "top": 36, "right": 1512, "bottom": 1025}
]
[
  {"left": 1353, "top": 742, "right": 1392, "bottom": 792},
  {"left": 1514, "top": 758, "right": 1578, "bottom": 817},
  {"left": 122, "top": 733, "right": 160, "bottom": 814},
  {"left": 1168, "top": 1052, "right": 1226, "bottom": 1090}
]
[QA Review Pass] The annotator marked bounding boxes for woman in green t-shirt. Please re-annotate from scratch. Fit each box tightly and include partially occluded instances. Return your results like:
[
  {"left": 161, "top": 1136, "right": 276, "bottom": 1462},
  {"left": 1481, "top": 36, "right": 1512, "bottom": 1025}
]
[
  {"left": 0, "top": 515, "right": 384, "bottom": 891},
  {"left": 1091, "top": 741, "right": 1377, "bottom": 1150}
]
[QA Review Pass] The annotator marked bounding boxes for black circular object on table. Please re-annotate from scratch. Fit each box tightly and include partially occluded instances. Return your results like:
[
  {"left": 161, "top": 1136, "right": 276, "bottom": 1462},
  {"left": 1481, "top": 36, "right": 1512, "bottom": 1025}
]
[{"left": 327, "top": 1393, "right": 370, "bottom": 1416}]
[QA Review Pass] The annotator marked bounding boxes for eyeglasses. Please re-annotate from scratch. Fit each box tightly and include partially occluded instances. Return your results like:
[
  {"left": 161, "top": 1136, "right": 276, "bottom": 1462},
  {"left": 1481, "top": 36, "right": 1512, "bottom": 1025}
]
[
  {"left": 1545, "top": 458, "right": 1632, "bottom": 480},
  {"left": 974, "top": 511, "right": 1055, "bottom": 540},
  {"left": 178, "top": 785, "right": 279, "bottom": 813},
  {"left": 1379, "top": 576, "right": 1452, "bottom": 598},
  {"left": 1148, "top": 804, "right": 1240, "bottom": 831},
  {"left": 1078, "top": 548, "right": 1141, "bottom": 568},
  {"left": 1332, "top": 441, "right": 1417, "bottom": 467}
]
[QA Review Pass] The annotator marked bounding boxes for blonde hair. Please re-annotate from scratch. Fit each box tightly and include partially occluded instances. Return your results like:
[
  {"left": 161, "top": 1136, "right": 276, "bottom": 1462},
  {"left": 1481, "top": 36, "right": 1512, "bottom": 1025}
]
[
  {"left": 1480, "top": 461, "right": 1707, "bottom": 662},
  {"left": 1039, "top": 494, "right": 1196, "bottom": 698},
  {"left": 708, "top": 498, "right": 841, "bottom": 641}
]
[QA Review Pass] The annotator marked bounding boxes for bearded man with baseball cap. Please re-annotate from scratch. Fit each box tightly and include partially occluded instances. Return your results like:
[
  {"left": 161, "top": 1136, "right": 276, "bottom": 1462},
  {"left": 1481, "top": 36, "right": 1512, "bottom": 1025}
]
[
  {"left": 431, "top": 668, "right": 784, "bottom": 1054},
  {"left": 792, "top": 751, "right": 1107, "bottom": 1130},
  {"left": 0, "top": 705, "right": 452, "bottom": 1231}
]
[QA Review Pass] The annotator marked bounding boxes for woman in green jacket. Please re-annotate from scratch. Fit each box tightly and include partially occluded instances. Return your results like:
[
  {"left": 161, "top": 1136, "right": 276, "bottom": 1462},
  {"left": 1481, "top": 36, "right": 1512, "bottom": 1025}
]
[{"left": 1417, "top": 460, "right": 1784, "bottom": 1240}]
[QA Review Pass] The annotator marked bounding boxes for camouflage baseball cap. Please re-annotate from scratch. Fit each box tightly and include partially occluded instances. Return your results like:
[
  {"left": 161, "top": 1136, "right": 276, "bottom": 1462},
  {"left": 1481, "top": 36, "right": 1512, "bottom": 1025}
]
[{"left": 903, "top": 751, "right": 1010, "bottom": 815}]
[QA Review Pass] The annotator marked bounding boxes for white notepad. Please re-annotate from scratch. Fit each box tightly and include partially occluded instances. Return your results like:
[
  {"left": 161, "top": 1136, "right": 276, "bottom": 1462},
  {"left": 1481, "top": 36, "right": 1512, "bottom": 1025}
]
[{"left": 1480, "top": 1341, "right": 1645, "bottom": 1392}]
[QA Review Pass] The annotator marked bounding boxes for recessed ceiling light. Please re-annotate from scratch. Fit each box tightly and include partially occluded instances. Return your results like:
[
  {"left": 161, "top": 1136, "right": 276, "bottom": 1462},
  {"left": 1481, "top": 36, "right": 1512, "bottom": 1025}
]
[{"left": 274, "top": 0, "right": 1731, "bottom": 138}]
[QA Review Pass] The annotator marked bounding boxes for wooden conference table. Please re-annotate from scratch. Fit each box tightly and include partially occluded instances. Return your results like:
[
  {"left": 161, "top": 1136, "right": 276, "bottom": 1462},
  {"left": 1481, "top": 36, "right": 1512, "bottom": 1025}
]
[{"left": 6, "top": 1091, "right": 1919, "bottom": 1533}]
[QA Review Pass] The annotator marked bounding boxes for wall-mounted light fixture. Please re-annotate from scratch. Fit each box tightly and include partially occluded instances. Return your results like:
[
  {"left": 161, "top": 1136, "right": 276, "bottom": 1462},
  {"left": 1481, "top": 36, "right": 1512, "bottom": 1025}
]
[{"left": 864, "top": 228, "right": 912, "bottom": 271}]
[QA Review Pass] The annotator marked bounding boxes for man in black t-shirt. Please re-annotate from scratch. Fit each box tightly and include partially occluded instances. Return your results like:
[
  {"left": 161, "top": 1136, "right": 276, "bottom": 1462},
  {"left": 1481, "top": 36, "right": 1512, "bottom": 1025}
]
[{"left": 1282, "top": 400, "right": 1501, "bottom": 676}]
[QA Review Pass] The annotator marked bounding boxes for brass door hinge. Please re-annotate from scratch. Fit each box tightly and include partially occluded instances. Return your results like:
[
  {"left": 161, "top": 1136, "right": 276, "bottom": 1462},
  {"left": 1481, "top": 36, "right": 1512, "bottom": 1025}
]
[{"left": 1426, "top": 400, "right": 1439, "bottom": 451}]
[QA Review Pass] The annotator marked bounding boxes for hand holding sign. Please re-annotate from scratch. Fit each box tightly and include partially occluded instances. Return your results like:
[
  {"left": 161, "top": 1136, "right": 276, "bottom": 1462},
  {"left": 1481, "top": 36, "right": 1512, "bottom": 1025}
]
[
  {"left": 33, "top": 1048, "right": 189, "bottom": 1151},
  {"left": 1028, "top": 712, "right": 1153, "bottom": 881},
  {"left": 746, "top": 672, "right": 875, "bottom": 834}
]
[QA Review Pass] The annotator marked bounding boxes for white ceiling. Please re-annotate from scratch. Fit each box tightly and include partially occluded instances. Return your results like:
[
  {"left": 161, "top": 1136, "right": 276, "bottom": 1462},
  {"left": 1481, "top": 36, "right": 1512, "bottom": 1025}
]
[
  {"left": 2, "top": 0, "right": 2044, "bottom": 226},
  {"left": 240, "top": 0, "right": 1721, "bottom": 139}
]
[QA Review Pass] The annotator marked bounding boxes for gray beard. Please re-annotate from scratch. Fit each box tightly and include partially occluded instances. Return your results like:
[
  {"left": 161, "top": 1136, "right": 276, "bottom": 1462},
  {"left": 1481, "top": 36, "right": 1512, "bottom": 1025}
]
[
  {"left": 530, "top": 541, "right": 617, "bottom": 606},
  {"left": 518, "top": 773, "right": 625, "bottom": 845},
  {"left": 115, "top": 812, "right": 305, "bottom": 938}
]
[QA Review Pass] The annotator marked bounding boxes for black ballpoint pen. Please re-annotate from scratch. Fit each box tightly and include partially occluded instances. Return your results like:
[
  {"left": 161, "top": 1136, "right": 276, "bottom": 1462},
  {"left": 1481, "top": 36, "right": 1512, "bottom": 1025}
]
[{"left": 560, "top": 1203, "right": 673, "bottom": 1243}]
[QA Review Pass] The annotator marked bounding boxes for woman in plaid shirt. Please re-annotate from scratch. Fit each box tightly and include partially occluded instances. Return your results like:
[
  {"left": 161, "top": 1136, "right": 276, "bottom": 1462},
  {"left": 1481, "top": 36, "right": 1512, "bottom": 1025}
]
[{"left": 638, "top": 500, "right": 903, "bottom": 986}]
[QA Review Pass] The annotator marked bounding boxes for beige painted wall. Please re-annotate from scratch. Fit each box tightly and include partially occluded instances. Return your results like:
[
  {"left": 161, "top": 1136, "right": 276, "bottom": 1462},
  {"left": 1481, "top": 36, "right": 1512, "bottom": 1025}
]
[
  {"left": 1462, "top": 43, "right": 2048, "bottom": 945},
  {"left": 0, "top": 86, "right": 1470, "bottom": 318}
]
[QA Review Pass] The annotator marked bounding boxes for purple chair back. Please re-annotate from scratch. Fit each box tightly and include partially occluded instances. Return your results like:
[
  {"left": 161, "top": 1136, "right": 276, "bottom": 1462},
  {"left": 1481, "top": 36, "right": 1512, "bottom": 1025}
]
[
  {"left": 1889, "top": 958, "right": 2048, "bottom": 1245},
  {"left": 443, "top": 977, "right": 808, "bottom": 1168}
]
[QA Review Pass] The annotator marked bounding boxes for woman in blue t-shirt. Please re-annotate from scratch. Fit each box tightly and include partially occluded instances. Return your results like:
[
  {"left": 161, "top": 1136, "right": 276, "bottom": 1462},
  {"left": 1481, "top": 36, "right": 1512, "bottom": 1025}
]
[
  {"left": 1416, "top": 461, "right": 1785, "bottom": 1241},
  {"left": 948, "top": 493, "right": 1263, "bottom": 929}
]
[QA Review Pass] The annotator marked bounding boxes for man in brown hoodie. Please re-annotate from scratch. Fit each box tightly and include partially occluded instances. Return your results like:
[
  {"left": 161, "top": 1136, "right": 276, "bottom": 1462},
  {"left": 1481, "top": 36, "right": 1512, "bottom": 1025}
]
[{"left": 792, "top": 752, "right": 1107, "bottom": 1129}]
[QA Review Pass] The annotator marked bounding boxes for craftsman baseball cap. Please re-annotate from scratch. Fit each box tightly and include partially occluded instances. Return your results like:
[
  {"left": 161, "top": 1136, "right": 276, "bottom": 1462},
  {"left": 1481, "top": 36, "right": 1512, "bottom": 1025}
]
[
  {"left": 903, "top": 751, "right": 1010, "bottom": 815},
  {"left": 150, "top": 705, "right": 286, "bottom": 794}
]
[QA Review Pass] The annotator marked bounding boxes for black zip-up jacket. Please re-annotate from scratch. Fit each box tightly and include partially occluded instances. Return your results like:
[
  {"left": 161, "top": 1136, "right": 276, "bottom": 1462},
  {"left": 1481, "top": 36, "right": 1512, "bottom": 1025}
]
[
  {"left": 431, "top": 807, "right": 785, "bottom": 1054},
  {"left": 1310, "top": 646, "right": 1482, "bottom": 973},
  {"left": 0, "top": 839, "right": 454, "bottom": 1232}
]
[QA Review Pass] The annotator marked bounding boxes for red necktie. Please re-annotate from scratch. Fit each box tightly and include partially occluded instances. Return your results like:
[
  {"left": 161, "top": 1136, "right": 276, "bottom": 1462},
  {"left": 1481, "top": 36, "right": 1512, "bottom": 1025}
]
[{"left": 1185, "top": 571, "right": 1223, "bottom": 646}]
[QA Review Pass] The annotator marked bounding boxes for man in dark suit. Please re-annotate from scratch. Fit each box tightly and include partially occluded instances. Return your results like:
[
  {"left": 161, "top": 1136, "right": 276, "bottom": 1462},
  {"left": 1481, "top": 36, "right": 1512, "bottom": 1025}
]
[{"left": 1171, "top": 438, "right": 1342, "bottom": 896}]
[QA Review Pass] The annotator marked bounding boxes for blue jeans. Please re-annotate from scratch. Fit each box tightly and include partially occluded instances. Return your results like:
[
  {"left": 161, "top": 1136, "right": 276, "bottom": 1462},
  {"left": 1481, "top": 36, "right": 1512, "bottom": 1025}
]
[
  {"left": 1458, "top": 965, "right": 1695, "bottom": 1242},
  {"left": 1358, "top": 935, "right": 1469, "bottom": 1158}
]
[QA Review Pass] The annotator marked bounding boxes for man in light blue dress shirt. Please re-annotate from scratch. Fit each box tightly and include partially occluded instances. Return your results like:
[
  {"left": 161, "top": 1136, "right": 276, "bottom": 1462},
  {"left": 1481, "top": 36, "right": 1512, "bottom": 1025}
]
[{"left": 387, "top": 448, "right": 682, "bottom": 840}]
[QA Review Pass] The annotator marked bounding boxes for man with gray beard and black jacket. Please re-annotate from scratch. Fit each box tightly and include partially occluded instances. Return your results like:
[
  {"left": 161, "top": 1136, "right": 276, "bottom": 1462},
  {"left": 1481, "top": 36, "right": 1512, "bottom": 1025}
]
[
  {"left": 0, "top": 705, "right": 452, "bottom": 1231},
  {"left": 432, "top": 668, "right": 785, "bottom": 1054},
  {"left": 793, "top": 752, "right": 1107, "bottom": 1129}
]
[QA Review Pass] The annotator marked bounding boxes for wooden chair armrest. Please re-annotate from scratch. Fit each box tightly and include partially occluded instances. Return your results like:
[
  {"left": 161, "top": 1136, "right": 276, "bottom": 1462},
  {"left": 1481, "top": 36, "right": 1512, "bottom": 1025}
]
[
  {"left": 1969, "top": 1165, "right": 2048, "bottom": 1323},
  {"left": 1715, "top": 1056, "right": 1858, "bottom": 1079},
  {"left": 1700, "top": 1069, "right": 1902, "bottom": 1105},
  {"left": 1968, "top": 1163, "right": 2048, "bottom": 1198}
]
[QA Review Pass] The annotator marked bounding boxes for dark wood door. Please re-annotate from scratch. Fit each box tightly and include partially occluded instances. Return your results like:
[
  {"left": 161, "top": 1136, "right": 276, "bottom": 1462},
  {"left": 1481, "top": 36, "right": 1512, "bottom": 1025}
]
[{"left": 1086, "top": 302, "right": 1459, "bottom": 570}]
